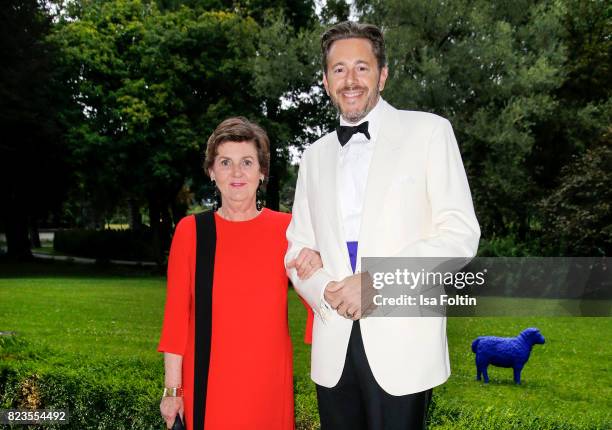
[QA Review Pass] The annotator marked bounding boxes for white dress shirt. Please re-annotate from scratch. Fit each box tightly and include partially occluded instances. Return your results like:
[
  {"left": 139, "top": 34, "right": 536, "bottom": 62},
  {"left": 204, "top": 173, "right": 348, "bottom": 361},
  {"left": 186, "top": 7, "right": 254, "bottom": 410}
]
[
  {"left": 338, "top": 97, "right": 385, "bottom": 242},
  {"left": 318, "top": 98, "right": 387, "bottom": 317}
]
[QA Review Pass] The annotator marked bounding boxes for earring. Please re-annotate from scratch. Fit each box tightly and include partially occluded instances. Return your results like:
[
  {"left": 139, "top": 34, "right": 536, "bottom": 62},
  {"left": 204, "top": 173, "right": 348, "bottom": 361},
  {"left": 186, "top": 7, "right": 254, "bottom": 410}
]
[
  {"left": 211, "top": 179, "right": 220, "bottom": 211},
  {"left": 256, "top": 178, "right": 265, "bottom": 211}
]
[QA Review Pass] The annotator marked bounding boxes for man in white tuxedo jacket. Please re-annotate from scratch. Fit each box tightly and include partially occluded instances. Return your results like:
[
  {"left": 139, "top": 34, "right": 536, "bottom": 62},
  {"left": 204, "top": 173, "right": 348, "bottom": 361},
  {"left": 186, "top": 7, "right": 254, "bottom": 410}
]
[{"left": 285, "top": 21, "right": 480, "bottom": 429}]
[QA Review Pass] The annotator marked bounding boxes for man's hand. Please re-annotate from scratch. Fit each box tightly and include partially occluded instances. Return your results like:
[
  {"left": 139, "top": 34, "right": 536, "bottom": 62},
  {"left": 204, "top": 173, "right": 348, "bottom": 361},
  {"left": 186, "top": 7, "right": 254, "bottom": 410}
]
[
  {"left": 360, "top": 271, "right": 378, "bottom": 318},
  {"left": 287, "top": 248, "right": 323, "bottom": 280},
  {"left": 323, "top": 274, "right": 359, "bottom": 320},
  {"left": 323, "top": 280, "right": 344, "bottom": 310},
  {"left": 324, "top": 273, "right": 377, "bottom": 320}
]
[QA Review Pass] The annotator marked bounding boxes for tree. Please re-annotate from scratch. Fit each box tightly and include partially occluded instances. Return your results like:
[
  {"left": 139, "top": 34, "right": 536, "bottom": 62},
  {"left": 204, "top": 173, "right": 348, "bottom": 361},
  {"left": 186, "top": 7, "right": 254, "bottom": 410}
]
[
  {"left": 320, "top": 0, "right": 350, "bottom": 23},
  {"left": 536, "top": 0, "right": 612, "bottom": 256},
  {"left": 156, "top": 0, "right": 316, "bottom": 30},
  {"left": 52, "top": 0, "right": 262, "bottom": 262},
  {"left": 540, "top": 131, "right": 612, "bottom": 256},
  {"left": 354, "top": 0, "right": 568, "bottom": 243},
  {"left": 252, "top": 11, "right": 335, "bottom": 210},
  {"left": 0, "top": 0, "right": 73, "bottom": 259}
]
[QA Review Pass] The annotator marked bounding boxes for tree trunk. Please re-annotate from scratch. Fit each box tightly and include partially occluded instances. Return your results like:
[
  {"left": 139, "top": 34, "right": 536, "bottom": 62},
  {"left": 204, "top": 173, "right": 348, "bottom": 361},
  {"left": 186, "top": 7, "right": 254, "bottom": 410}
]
[
  {"left": 266, "top": 140, "right": 280, "bottom": 211},
  {"left": 171, "top": 198, "right": 188, "bottom": 227},
  {"left": 128, "top": 198, "right": 143, "bottom": 232},
  {"left": 3, "top": 201, "right": 32, "bottom": 260},
  {"left": 29, "top": 216, "right": 41, "bottom": 249},
  {"left": 160, "top": 201, "right": 173, "bottom": 253},
  {"left": 148, "top": 196, "right": 162, "bottom": 268}
]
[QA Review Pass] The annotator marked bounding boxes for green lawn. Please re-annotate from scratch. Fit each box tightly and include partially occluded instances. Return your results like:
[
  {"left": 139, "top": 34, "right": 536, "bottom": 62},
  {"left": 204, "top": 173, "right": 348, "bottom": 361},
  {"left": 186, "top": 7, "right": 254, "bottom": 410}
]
[
  {"left": 0, "top": 261, "right": 610, "bottom": 429},
  {"left": 441, "top": 316, "right": 611, "bottom": 428}
]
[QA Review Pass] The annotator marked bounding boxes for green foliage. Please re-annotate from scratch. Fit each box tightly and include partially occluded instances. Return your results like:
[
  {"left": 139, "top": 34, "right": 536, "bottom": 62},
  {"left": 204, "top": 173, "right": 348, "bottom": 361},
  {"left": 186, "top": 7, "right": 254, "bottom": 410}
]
[
  {"left": 48, "top": 0, "right": 283, "bottom": 260},
  {"left": 251, "top": 10, "right": 334, "bottom": 209},
  {"left": 45, "top": 0, "right": 325, "bottom": 242},
  {"left": 0, "top": 0, "right": 74, "bottom": 258},
  {"left": 539, "top": 133, "right": 612, "bottom": 256},
  {"left": 559, "top": 0, "right": 611, "bottom": 103},
  {"left": 477, "top": 235, "right": 532, "bottom": 257},
  {"left": 0, "top": 360, "right": 162, "bottom": 429},
  {"left": 3, "top": 0, "right": 609, "bottom": 258},
  {"left": 51, "top": 1, "right": 262, "bottom": 210},
  {"left": 156, "top": 0, "right": 316, "bottom": 30},
  {"left": 356, "top": 0, "right": 567, "bottom": 241},
  {"left": 353, "top": 0, "right": 611, "bottom": 255},
  {"left": 319, "top": 0, "right": 350, "bottom": 24},
  {"left": 53, "top": 228, "right": 156, "bottom": 261}
]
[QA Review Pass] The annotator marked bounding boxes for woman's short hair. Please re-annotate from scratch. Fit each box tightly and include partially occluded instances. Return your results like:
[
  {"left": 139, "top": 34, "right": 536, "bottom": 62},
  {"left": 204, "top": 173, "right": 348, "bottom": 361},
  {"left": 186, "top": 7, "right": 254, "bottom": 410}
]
[
  {"left": 204, "top": 117, "right": 270, "bottom": 178},
  {"left": 321, "top": 21, "right": 386, "bottom": 74}
]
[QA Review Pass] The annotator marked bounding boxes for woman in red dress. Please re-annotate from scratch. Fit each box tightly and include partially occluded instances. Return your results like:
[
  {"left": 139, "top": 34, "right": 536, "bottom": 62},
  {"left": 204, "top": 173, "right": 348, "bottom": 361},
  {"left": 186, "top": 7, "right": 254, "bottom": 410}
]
[{"left": 158, "top": 117, "right": 322, "bottom": 430}]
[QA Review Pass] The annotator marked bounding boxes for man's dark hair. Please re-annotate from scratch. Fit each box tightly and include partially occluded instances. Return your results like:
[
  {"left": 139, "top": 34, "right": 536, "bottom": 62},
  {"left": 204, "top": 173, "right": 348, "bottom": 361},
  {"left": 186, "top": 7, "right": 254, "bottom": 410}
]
[{"left": 321, "top": 21, "right": 386, "bottom": 74}]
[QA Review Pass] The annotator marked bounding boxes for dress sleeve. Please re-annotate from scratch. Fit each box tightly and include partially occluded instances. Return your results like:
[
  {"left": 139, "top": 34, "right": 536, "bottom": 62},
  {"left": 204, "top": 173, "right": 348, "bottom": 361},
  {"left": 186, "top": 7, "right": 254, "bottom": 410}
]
[
  {"left": 303, "top": 300, "right": 314, "bottom": 345},
  {"left": 157, "top": 215, "right": 195, "bottom": 355}
]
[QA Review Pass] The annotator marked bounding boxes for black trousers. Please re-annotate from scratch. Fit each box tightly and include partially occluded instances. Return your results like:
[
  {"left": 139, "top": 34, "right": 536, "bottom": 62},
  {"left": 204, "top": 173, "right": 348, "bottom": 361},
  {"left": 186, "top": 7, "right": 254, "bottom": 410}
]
[{"left": 316, "top": 321, "right": 433, "bottom": 430}]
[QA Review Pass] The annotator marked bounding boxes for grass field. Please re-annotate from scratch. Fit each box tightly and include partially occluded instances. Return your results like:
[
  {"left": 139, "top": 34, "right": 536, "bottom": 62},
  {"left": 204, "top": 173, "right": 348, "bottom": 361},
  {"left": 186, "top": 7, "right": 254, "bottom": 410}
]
[{"left": 0, "top": 260, "right": 610, "bottom": 429}]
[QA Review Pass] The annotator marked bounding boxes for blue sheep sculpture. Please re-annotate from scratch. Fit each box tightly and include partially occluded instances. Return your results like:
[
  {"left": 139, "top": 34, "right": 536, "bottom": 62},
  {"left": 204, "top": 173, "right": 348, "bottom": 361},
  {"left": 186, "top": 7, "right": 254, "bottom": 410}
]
[{"left": 471, "top": 327, "right": 545, "bottom": 384}]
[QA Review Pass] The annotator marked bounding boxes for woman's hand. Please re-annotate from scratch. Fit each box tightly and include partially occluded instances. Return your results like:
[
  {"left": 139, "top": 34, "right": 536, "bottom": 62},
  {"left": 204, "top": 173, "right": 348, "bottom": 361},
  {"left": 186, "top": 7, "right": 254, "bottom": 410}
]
[
  {"left": 160, "top": 396, "right": 184, "bottom": 429},
  {"left": 161, "top": 353, "right": 183, "bottom": 428},
  {"left": 287, "top": 247, "right": 323, "bottom": 280}
]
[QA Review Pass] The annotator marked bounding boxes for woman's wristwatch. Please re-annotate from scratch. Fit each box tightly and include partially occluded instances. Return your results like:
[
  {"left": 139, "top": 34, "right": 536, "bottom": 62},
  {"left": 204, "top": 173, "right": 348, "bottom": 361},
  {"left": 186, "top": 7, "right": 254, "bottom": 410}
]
[{"left": 162, "top": 387, "right": 184, "bottom": 397}]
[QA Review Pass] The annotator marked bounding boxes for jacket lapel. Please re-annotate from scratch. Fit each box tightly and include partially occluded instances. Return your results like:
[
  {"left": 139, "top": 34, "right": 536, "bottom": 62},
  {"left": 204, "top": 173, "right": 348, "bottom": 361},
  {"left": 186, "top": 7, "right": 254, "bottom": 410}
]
[{"left": 318, "top": 133, "right": 352, "bottom": 273}]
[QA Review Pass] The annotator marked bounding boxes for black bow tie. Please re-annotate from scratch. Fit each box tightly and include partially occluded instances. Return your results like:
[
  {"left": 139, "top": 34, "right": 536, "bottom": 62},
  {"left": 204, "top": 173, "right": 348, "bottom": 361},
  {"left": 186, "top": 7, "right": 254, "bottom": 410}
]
[{"left": 336, "top": 121, "right": 370, "bottom": 146}]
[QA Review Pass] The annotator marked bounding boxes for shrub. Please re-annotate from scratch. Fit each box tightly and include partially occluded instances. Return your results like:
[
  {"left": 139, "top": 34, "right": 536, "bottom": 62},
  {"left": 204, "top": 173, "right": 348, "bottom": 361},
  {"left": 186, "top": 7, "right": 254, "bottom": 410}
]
[
  {"left": 1, "top": 334, "right": 603, "bottom": 430},
  {"left": 539, "top": 139, "right": 612, "bottom": 256},
  {"left": 53, "top": 229, "right": 156, "bottom": 262}
]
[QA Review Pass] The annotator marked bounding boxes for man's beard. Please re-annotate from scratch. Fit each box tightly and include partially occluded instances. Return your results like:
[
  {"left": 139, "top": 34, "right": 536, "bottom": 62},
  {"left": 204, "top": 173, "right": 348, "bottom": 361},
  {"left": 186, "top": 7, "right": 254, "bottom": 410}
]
[{"left": 331, "top": 85, "right": 380, "bottom": 124}]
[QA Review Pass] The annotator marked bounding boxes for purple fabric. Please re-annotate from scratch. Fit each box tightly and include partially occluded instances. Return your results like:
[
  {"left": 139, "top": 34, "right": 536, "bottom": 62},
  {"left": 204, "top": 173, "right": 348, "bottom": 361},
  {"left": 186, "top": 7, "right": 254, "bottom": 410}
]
[{"left": 347, "top": 241, "right": 358, "bottom": 274}]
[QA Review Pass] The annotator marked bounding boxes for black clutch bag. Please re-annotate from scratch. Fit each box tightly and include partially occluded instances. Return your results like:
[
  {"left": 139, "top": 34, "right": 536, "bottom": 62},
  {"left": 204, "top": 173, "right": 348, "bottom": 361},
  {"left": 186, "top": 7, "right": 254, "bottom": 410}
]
[{"left": 172, "top": 414, "right": 185, "bottom": 430}]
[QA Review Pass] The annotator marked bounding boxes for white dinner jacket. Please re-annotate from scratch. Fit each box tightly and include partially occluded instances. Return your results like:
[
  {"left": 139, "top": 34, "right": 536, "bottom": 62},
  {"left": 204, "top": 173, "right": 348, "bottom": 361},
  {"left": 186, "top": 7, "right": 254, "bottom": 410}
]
[{"left": 285, "top": 100, "right": 480, "bottom": 396}]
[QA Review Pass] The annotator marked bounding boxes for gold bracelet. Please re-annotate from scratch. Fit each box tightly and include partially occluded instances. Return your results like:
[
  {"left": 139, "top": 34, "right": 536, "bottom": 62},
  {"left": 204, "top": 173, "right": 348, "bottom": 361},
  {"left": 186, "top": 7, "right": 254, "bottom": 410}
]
[{"left": 162, "top": 387, "right": 184, "bottom": 397}]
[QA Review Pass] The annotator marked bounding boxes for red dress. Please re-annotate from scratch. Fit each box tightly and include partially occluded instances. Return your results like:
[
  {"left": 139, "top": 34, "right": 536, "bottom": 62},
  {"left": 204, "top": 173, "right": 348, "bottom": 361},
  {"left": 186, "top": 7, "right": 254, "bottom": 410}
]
[{"left": 158, "top": 209, "right": 294, "bottom": 430}]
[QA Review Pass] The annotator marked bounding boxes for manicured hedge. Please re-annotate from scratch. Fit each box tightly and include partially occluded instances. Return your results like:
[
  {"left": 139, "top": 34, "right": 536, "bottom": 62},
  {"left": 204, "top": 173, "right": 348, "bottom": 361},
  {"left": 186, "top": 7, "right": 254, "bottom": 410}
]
[
  {"left": 0, "top": 335, "right": 319, "bottom": 430},
  {"left": 0, "top": 366, "right": 161, "bottom": 429},
  {"left": 0, "top": 336, "right": 161, "bottom": 429},
  {"left": 0, "top": 368, "right": 320, "bottom": 430},
  {"left": 0, "top": 337, "right": 604, "bottom": 430},
  {"left": 53, "top": 229, "right": 156, "bottom": 262},
  {"left": 0, "top": 366, "right": 600, "bottom": 429}
]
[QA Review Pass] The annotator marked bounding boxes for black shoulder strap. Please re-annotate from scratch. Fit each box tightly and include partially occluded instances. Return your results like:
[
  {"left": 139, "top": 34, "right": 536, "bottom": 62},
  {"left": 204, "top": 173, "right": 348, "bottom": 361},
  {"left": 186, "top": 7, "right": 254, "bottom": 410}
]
[{"left": 193, "top": 210, "right": 216, "bottom": 430}]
